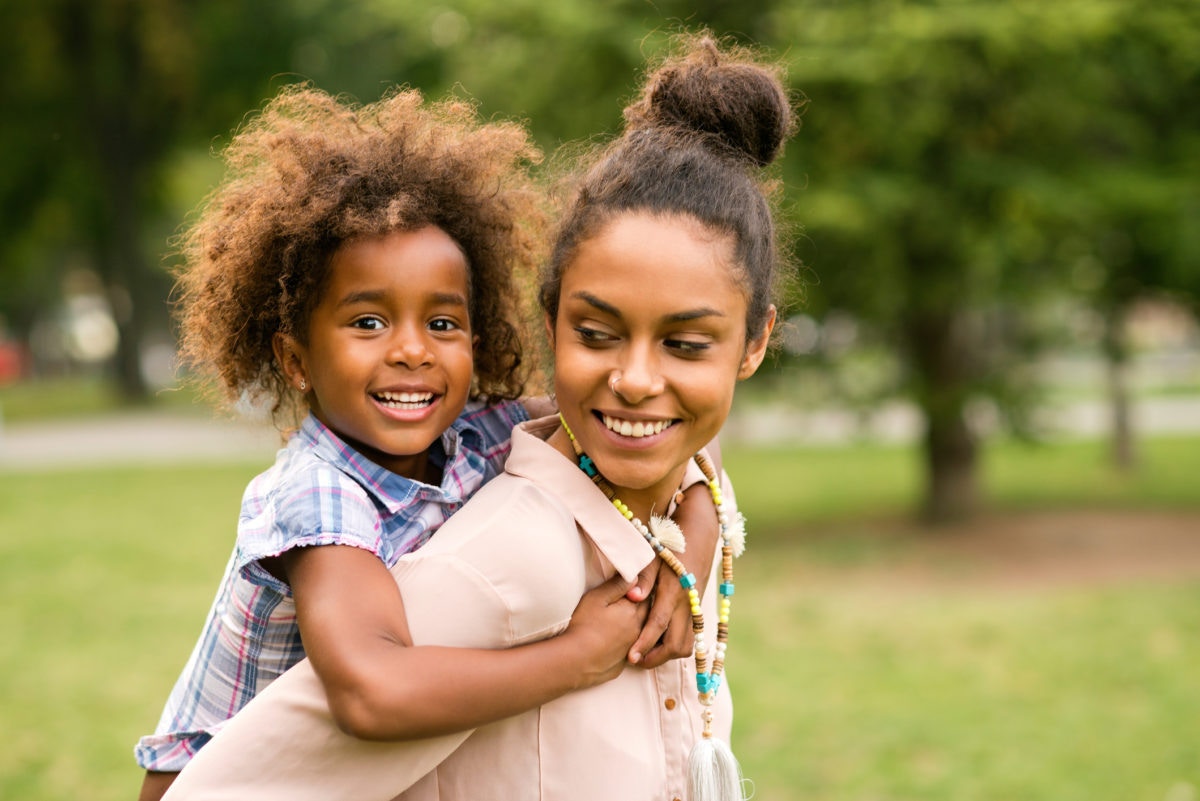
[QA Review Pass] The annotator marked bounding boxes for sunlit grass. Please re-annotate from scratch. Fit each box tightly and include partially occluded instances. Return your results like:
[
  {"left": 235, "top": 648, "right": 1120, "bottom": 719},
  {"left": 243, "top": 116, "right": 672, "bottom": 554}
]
[
  {"left": 725, "top": 435, "right": 1200, "bottom": 535},
  {"left": 2, "top": 439, "right": 1198, "bottom": 800}
]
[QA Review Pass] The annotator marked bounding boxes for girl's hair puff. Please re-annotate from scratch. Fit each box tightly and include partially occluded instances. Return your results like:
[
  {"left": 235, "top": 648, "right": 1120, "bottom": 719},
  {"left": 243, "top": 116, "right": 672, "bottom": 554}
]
[
  {"left": 540, "top": 33, "right": 798, "bottom": 346},
  {"left": 175, "top": 85, "right": 545, "bottom": 423}
]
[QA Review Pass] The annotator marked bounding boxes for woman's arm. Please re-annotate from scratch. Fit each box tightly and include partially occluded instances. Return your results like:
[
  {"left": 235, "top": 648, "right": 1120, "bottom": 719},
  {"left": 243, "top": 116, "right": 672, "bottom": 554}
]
[{"left": 281, "top": 544, "right": 645, "bottom": 740}]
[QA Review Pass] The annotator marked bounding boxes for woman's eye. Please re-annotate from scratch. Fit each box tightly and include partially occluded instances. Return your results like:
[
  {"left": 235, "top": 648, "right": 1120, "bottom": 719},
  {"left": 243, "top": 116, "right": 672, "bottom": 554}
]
[
  {"left": 574, "top": 326, "right": 615, "bottom": 344},
  {"left": 665, "top": 338, "right": 710, "bottom": 356}
]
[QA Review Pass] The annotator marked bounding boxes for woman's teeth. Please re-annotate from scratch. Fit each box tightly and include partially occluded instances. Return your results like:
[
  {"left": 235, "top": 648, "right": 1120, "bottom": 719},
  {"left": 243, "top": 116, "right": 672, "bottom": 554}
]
[
  {"left": 375, "top": 391, "right": 434, "bottom": 409},
  {"left": 601, "top": 414, "right": 672, "bottom": 438}
]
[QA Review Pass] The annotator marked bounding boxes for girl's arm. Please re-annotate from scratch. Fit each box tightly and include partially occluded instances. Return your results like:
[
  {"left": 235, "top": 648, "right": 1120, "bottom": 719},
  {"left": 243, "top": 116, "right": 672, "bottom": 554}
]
[{"left": 280, "top": 543, "right": 646, "bottom": 740}]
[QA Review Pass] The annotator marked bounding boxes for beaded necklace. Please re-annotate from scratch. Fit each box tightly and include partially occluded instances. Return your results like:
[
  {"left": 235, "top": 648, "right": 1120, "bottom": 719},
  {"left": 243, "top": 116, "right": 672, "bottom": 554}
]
[{"left": 559, "top": 414, "right": 742, "bottom": 741}]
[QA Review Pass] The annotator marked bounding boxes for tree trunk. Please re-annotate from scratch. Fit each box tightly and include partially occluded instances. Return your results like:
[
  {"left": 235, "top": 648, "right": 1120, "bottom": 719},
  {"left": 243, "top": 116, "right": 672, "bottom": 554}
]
[
  {"left": 906, "top": 310, "right": 980, "bottom": 523},
  {"left": 921, "top": 405, "right": 979, "bottom": 522},
  {"left": 1102, "top": 306, "right": 1136, "bottom": 472}
]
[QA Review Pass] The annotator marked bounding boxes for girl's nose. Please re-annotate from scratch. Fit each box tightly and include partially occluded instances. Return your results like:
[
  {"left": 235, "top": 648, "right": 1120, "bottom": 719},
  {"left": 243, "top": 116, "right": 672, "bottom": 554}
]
[{"left": 388, "top": 328, "right": 434, "bottom": 368}]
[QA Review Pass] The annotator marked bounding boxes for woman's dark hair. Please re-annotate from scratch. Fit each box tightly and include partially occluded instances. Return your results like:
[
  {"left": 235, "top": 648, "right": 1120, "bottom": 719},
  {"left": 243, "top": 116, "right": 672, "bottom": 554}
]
[
  {"left": 175, "top": 85, "right": 545, "bottom": 423},
  {"left": 539, "top": 33, "right": 798, "bottom": 345}
]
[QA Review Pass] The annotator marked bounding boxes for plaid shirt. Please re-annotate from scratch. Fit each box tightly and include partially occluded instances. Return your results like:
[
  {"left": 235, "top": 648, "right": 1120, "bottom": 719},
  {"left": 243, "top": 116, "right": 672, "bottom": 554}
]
[{"left": 134, "top": 400, "right": 528, "bottom": 772}]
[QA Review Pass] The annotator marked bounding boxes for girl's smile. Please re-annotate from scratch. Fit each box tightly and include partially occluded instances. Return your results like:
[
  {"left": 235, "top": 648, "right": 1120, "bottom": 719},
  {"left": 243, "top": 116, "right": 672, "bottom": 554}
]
[{"left": 277, "top": 226, "right": 476, "bottom": 482}]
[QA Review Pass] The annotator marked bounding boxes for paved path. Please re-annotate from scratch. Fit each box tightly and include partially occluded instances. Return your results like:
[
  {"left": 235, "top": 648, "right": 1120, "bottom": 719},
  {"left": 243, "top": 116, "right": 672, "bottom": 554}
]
[
  {"left": 0, "top": 411, "right": 281, "bottom": 471},
  {"left": 2, "top": 396, "right": 1197, "bottom": 471}
]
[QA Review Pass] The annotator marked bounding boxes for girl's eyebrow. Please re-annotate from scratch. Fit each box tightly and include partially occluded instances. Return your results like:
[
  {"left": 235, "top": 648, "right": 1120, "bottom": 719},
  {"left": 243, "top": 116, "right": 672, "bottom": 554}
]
[
  {"left": 571, "top": 290, "right": 723, "bottom": 323},
  {"left": 336, "top": 290, "right": 468, "bottom": 308}
]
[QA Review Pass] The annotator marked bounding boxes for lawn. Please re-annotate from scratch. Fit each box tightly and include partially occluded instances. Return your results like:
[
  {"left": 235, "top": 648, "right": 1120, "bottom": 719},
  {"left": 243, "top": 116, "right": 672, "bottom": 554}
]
[{"left": 1, "top": 436, "right": 1198, "bottom": 800}]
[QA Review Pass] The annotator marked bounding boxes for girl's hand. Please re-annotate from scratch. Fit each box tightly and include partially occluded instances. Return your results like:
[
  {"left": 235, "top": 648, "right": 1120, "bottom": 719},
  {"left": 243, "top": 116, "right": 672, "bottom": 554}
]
[
  {"left": 559, "top": 573, "right": 650, "bottom": 687},
  {"left": 626, "top": 479, "right": 720, "bottom": 668}
]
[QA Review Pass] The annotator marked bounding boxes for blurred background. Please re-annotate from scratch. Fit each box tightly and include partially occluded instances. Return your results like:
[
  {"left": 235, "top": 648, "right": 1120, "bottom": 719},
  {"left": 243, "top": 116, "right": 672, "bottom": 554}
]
[{"left": 1, "top": 1, "right": 1197, "bottom": 799}]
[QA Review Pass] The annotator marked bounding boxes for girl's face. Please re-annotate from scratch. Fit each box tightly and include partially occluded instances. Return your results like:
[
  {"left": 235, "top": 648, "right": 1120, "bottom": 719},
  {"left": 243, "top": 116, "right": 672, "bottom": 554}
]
[
  {"left": 549, "top": 212, "right": 774, "bottom": 515},
  {"left": 276, "top": 226, "right": 475, "bottom": 481}
]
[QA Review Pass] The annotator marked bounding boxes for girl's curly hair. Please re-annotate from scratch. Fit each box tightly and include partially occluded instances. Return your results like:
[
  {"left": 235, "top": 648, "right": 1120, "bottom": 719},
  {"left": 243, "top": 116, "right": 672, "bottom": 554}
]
[{"left": 175, "top": 85, "right": 545, "bottom": 424}]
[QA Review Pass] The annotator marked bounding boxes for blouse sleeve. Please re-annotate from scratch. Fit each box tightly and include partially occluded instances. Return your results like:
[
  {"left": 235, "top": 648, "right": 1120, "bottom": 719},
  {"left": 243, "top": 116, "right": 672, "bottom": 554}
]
[
  {"left": 162, "top": 478, "right": 583, "bottom": 801},
  {"left": 161, "top": 658, "right": 468, "bottom": 801}
]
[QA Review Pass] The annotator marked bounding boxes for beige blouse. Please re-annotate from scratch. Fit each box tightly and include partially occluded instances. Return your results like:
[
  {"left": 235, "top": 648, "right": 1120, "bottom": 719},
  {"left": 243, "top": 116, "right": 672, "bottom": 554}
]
[{"left": 163, "top": 415, "right": 735, "bottom": 801}]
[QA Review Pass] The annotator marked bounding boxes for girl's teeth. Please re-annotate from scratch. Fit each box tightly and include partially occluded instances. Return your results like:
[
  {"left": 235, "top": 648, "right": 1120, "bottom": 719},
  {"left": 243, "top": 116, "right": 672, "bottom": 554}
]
[{"left": 376, "top": 391, "right": 434, "bottom": 408}]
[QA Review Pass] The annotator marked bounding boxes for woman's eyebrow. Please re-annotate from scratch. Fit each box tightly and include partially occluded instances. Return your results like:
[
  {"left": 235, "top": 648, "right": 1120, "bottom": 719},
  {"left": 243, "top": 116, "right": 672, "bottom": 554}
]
[{"left": 571, "top": 290, "right": 723, "bottom": 323}]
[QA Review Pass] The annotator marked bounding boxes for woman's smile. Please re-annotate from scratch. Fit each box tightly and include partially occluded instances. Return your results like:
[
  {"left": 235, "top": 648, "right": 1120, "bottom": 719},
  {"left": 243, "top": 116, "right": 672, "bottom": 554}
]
[{"left": 550, "top": 211, "right": 771, "bottom": 518}]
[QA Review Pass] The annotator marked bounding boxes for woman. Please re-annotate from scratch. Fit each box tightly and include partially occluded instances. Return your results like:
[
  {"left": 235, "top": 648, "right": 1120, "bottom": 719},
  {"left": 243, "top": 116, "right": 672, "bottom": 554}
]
[{"left": 162, "top": 32, "right": 796, "bottom": 801}]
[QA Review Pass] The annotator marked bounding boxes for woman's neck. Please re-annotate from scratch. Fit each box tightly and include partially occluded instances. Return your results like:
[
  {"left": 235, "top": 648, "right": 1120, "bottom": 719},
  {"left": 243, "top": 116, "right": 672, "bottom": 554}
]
[{"left": 548, "top": 425, "right": 687, "bottom": 521}]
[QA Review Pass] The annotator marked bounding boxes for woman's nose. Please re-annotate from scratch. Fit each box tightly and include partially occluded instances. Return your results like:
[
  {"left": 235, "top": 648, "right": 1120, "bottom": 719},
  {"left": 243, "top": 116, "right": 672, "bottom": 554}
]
[{"left": 612, "top": 346, "right": 664, "bottom": 403}]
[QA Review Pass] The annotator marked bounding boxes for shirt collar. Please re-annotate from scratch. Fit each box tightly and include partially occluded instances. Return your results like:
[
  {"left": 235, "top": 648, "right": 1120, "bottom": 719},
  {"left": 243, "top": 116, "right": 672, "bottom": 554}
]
[
  {"left": 297, "top": 412, "right": 483, "bottom": 514},
  {"left": 504, "top": 415, "right": 709, "bottom": 584}
]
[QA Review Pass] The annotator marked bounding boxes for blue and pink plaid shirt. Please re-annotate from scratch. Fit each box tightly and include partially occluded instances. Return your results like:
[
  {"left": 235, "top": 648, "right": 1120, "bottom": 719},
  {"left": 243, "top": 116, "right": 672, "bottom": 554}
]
[{"left": 134, "top": 399, "right": 529, "bottom": 772}]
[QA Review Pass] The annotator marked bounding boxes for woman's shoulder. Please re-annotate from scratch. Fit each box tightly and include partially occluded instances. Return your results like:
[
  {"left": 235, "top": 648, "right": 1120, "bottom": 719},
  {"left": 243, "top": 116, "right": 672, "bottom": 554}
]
[{"left": 396, "top": 472, "right": 587, "bottom": 645}]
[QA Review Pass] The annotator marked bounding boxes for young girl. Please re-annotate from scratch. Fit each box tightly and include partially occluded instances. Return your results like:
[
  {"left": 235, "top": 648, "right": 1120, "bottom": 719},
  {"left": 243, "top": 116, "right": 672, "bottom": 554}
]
[
  {"left": 158, "top": 33, "right": 793, "bottom": 801},
  {"left": 136, "top": 85, "right": 719, "bottom": 800}
]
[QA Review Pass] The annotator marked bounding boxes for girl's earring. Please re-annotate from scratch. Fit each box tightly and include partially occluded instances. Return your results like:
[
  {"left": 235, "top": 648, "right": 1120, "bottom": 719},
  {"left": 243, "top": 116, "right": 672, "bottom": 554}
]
[{"left": 299, "top": 379, "right": 306, "bottom": 392}]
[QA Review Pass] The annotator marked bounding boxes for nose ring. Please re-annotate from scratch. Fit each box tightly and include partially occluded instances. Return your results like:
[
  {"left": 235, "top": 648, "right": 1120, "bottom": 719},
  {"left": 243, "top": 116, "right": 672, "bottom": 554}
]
[{"left": 609, "top": 371, "right": 626, "bottom": 400}]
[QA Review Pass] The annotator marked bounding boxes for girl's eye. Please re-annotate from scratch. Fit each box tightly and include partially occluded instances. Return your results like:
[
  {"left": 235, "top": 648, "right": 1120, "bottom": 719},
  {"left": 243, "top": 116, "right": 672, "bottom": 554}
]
[
  {"left": 429, "top": 318, "right": 461, "bottom": 333},
  {"left": 351, "top": 316, "right": 385, "bottom": 331},
  {"left": 574, "top": 326, "right": 616, "bottom": 345}
]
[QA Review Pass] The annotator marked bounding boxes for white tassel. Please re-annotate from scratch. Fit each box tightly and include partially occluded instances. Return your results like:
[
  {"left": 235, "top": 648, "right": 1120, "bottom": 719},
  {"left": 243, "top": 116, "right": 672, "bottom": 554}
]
[
  {"left": 688, "top": 736, "right": 745, "bottom": 801},
  {"left": 726, "top": 511, "right": 747, "bottom": 558},
  {"left": 649, "top": 514, "right": 687, "bottom": 553}
]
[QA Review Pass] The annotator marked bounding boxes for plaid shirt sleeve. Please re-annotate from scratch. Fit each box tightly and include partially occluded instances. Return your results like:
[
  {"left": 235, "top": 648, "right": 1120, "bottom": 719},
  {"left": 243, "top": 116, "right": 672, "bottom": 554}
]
[{"left": 134, "top": 452, "right": 387, "bottom": 772}]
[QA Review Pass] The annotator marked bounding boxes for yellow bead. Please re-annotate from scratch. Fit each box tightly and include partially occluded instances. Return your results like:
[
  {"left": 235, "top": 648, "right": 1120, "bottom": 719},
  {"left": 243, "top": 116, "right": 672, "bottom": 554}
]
[{"left": 719, "top": 614, "right": 729, "bottom": 624}]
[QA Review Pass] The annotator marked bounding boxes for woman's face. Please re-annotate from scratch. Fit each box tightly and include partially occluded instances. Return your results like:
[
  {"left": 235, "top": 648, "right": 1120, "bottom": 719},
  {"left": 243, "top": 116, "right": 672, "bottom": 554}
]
[{"left": 549, "top": 211, "right": 774, "bottom": 513}]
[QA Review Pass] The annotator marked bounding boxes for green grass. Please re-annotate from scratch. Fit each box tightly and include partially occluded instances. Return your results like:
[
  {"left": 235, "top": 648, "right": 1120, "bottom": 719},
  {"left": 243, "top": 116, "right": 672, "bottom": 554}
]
[
  {"left": 2, "top": 441, "right": 1199, "bottom": 800},
  {"left": 726, "top": 435, "right": 1200, "bottom": 534},
  {"left": 733, "top": 558, "right": 1200, "bottom": 801}
]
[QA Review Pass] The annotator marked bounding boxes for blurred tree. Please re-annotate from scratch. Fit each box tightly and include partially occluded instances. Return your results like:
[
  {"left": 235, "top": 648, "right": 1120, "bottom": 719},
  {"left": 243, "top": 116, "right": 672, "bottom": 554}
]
[
  {"left": 1058, "top": 0, "right": 1200, "bottom": 470},
  {"left": 1, "top": 0, "right": 310, "bottom": 398},
  {"left": 768, "top": 0, "right": 1199, "bottom": 521},
  {"left": 0, "top": 0, "right": 775, "bottom": 398}
]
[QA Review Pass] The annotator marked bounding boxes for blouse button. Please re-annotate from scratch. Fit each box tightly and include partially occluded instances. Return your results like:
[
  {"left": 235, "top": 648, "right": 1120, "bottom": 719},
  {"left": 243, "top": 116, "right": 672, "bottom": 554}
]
[{"left": 664, "top": 697, "right": 677, "bottom": 710}]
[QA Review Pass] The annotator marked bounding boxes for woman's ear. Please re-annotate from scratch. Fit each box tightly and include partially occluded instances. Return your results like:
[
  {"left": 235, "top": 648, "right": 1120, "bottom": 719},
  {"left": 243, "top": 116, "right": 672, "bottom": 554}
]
[
  {"left": 737, "top": 305, "right": 777, "bottom": 381},
  {"left": 273, "top": 332, "right": 309, "bottom": 392}
]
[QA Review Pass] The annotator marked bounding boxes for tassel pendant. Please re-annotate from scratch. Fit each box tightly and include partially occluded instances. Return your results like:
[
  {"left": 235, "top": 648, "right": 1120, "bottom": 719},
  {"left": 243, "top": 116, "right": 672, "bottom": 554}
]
[{"left": 687, "top": 736, "right": 744, "bottom": 801}]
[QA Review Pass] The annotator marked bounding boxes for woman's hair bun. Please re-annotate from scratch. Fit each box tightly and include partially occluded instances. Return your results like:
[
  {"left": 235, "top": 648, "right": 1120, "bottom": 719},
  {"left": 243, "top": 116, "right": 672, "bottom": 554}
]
[{"left": 623, "top": 35, "right": 794, "bottom": 167}]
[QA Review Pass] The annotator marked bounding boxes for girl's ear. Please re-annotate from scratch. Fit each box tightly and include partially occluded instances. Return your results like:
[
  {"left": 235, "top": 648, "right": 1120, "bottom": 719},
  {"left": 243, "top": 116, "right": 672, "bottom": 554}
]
[
  {"left": 273, "top": 332, "right": 308, "bottom": 392},
  {"left": 737, "top": 305, "right": 777, "bottom": 381},
  {"left": 543, "top": 312, "right": 556, "bottom": 347}
]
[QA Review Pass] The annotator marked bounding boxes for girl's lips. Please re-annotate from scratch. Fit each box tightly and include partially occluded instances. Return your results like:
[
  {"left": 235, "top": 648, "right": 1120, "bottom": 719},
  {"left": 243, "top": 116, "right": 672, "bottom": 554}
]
[
  {"left": 371, "top": 391, "right": 441, "bottom": 420},
  {"left": 372, "top": 390, "right": 435, "bottom": 408}
]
